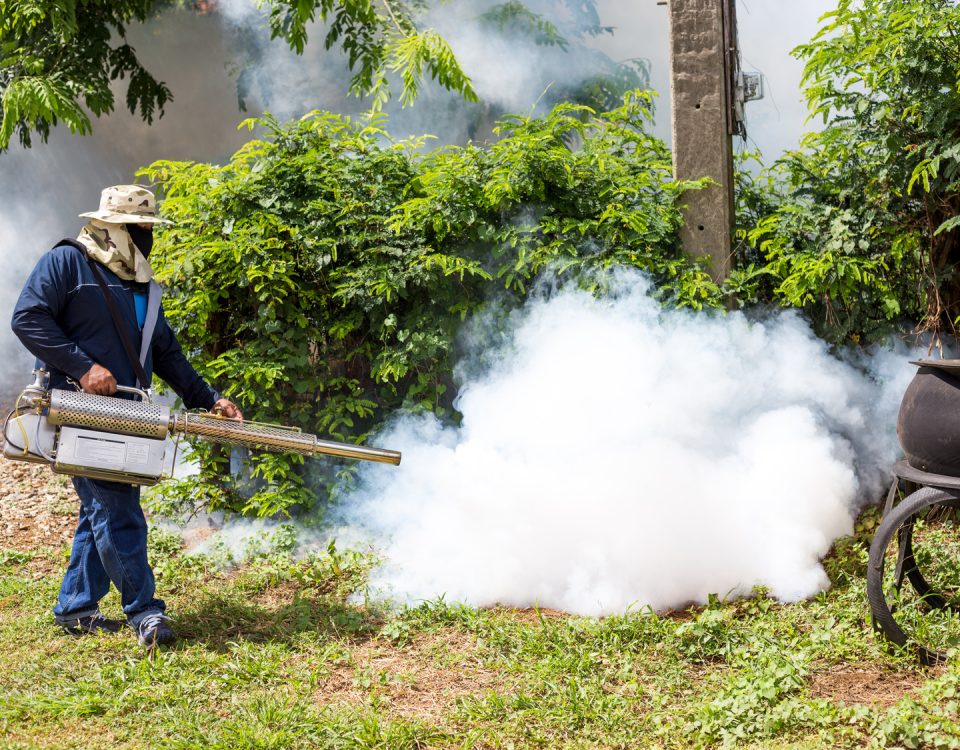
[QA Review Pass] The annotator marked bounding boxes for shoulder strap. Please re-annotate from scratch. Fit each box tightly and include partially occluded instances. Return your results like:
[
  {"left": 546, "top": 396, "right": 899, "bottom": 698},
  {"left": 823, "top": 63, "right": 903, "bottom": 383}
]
[
  {"left": 138, "top": 280, "right": 162, "bottom": 367},
  {"left": 56, "top": 238, "right": 152, "bottom": 390},
  {"left": 52, "top": 238, "right": 89, "bottom": 257},
  {"left": 87, "top": 259, "right": 151, "bottom": 390},
  {"left": 56, "top": 240, "right": 162, "bottom": 366}
]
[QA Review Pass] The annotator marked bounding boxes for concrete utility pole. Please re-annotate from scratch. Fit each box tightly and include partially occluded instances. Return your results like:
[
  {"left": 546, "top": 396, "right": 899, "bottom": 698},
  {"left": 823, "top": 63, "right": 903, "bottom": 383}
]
[{"left": 666, "top": 0, "right": 739, "bottom": 282}]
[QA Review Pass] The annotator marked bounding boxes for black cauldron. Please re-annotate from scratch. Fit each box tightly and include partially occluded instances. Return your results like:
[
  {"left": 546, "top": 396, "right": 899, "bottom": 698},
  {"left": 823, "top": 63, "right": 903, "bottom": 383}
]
[{"left": 898, "top": 360, "right": 960, "bottom": 475}]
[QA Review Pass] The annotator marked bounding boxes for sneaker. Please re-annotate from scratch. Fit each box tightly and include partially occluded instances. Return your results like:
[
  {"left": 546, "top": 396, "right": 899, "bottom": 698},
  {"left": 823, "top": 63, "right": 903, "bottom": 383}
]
[
  {"left": 134, "top": 613, "right": 176, "bottom": 648},
  {"left": 59, "top": 612, "right": 124, "bottom": 636}
]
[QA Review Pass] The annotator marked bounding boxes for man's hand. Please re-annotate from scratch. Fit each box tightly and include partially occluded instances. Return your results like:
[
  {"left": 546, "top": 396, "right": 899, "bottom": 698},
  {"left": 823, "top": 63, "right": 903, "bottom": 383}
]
[
  {"left": 80, "top": 364, "right": 117, "bottom": 395},
  {"left": 212, "top": 398, "right": 243, "bottom": 421}
]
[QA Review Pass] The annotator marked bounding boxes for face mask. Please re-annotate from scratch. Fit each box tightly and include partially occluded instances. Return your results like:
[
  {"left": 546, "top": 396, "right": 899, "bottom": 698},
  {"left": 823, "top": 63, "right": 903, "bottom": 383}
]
[{"left": 127, "top": 224, "right": 154, "bottom": 258}]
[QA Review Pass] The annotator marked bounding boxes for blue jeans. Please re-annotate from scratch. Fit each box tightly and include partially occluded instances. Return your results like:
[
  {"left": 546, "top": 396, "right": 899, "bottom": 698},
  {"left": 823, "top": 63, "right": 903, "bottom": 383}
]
[{"left": 53, "top": 477, "right": 165, "bottom": 627}]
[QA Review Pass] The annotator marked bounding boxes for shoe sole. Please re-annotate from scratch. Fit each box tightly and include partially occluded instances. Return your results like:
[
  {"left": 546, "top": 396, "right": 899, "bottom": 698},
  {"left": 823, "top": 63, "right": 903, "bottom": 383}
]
[
  {"left": 59, "top": 623, "right": 124, "bottom": 636},
  {"left": 138, "top": 632, "right": 177, "bottom": 648}
]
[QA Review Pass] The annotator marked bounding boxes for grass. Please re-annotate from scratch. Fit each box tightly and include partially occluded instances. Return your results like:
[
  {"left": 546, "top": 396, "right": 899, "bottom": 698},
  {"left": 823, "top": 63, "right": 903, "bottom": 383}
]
[{"left": 2, "top": 507, "right": 960, "bottom": 749}]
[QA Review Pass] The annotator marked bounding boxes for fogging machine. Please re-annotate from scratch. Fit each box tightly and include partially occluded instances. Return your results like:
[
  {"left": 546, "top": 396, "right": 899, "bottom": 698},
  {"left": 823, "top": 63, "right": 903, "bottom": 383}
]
[{"left": 2, "top": 370, "right": 401, "bottom": 485}]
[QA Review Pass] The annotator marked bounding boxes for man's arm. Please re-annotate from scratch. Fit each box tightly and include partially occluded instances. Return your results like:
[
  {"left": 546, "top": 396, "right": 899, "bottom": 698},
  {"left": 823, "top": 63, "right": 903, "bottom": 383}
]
[
  {"left": 152, "top": 312, "right": 242, "bottom": 418},
  {"left": 11, "top": 248, "right": 99, "bottom": 383}
]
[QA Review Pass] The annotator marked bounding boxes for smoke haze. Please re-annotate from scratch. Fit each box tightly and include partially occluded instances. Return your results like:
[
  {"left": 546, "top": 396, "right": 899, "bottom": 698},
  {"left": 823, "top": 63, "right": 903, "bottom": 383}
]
[
  {"left": 337, "top": 273, "right": 915, "bottom": 615},
  {"left": 0, "top": 0, "right": 838, "bottom": 392}
]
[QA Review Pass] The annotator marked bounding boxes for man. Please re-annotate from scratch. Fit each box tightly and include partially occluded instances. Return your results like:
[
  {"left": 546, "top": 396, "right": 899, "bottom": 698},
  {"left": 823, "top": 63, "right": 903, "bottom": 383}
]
[{"left": 10, "top": 185, "right": 242, "bottom": 648}]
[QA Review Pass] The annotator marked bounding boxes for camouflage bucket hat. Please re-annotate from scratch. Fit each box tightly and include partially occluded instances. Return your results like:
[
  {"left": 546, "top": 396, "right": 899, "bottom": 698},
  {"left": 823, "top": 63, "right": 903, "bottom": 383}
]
[{"left": 78, "top": 185, "right": 173, "bottom": 226}]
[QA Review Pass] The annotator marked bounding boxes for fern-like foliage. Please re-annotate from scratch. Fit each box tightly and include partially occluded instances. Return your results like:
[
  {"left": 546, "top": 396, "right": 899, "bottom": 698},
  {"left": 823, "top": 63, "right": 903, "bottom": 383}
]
[
  {"left": 387, "top": 29, "right": 477, "bottom": 107},
  {"left": 0, "top": 0, "right": 479, "bottom": 149},
  {"left": 0, "top": 0, "right": 170, "bottom": 149},
  {"left": 0, "top": 75, "right": 91, "bottom": 146},
  {"left": 480, "top": 1, "right": 568, "bottom": 49},
  {"left": 265, "top": 0, "right": 477, "bottom": 111}
]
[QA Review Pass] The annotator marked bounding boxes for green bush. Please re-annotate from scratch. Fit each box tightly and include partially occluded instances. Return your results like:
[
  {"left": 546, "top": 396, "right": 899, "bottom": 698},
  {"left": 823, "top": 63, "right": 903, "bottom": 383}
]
[
  {"left": 745, "top": 0, "right": 960, "bottom": 344},
  {"left": 139, "top": 93, "right": 716, "bottom": 518}
]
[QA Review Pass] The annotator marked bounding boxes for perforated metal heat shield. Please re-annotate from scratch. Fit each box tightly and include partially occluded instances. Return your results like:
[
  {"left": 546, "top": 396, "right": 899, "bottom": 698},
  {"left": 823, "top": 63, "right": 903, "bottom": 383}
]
[{"left": 47, "top": 389, "right": 170, "bottom": 438}]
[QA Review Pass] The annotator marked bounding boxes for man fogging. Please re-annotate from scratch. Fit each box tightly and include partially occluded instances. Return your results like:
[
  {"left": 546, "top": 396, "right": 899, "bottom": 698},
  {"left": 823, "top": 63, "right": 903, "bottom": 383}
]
[{"left": 9, "top": 185, "right": 242, "bottom": 648}]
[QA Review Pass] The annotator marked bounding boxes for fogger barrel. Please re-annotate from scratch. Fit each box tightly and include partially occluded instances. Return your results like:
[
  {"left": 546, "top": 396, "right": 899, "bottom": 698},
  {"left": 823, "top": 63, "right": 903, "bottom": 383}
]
[
  {"left": 172, "top": 412, "right": 401, "bottom": 464},
  {"left": 44, "top": 389, "right": 401, "bottom": 465}
]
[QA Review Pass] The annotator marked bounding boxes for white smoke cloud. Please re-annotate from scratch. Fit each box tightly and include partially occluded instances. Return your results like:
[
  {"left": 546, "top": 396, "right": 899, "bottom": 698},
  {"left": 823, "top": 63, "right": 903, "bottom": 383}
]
[
  {"left": 223, "top": 0, "right": 661, "bottom": 142},
  {"left": 441, "top": 19, "right": 549, "bottom": 114},
  {"left": 337, "top": 272, "right": 917, "bottom": 615},
  {"left": 0, "top": 204, "right": 42, "bottom": 389},
  {"left": 214, "top": 0, "right": 263, "bottom": 24}
]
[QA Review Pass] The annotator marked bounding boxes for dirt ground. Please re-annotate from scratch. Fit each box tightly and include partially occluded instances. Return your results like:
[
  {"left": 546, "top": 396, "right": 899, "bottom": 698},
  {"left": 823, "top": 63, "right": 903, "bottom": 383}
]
[
  {"left": 0, "top": 458, "right": 76, "bottom": 572},
  {"left": 315, "top": 630, "right": 512, "bottom": 722},
  {"left": 808, "top": 663, "right": 930, "bottom": 708}
]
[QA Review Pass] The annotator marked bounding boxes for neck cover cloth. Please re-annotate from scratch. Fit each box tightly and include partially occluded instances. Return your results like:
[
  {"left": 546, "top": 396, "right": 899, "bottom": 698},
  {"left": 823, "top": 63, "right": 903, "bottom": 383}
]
[{"left": 74, "top": 220, "right": 154, "bottom": 282}]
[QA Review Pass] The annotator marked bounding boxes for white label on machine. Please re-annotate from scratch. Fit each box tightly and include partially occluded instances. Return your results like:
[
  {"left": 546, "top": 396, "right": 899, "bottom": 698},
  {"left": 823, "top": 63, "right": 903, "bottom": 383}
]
[
  {"left": 54, "top": 427, "right": 166, "bottom": 484},
  {"left": 76, "top": 435, "right": 126, "bottom": 465},
  {"left": 125, "top": 442, "right": 150, "bottom": 466}
]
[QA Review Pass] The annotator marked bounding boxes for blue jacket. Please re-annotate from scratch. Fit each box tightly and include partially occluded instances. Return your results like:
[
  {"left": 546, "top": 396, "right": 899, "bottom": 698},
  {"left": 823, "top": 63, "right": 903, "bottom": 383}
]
[{"left": 11, "top": 242, "right": 219, "bottom": 409}]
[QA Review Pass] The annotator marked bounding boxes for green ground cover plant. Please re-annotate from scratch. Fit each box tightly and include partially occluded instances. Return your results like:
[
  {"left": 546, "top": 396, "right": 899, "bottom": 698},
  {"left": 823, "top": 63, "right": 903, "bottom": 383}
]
[{"left": 3, "top": 506, "right": 960, "bottom": 749}]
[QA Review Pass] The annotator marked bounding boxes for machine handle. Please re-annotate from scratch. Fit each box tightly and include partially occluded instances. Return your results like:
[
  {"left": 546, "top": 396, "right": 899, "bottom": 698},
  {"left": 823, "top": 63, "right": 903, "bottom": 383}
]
[
  {"left": 114, "top": 385, "right": 152, "bottom": 403},
  {"left": 65, "top": 377, "right": 152, "bottom": 404}
]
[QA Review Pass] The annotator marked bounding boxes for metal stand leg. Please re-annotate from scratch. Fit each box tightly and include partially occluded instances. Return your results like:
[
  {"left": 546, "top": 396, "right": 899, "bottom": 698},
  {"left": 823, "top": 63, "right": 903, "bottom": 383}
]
[{"left": 884, "top": 477, "right": 900, "bottom": 516}]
